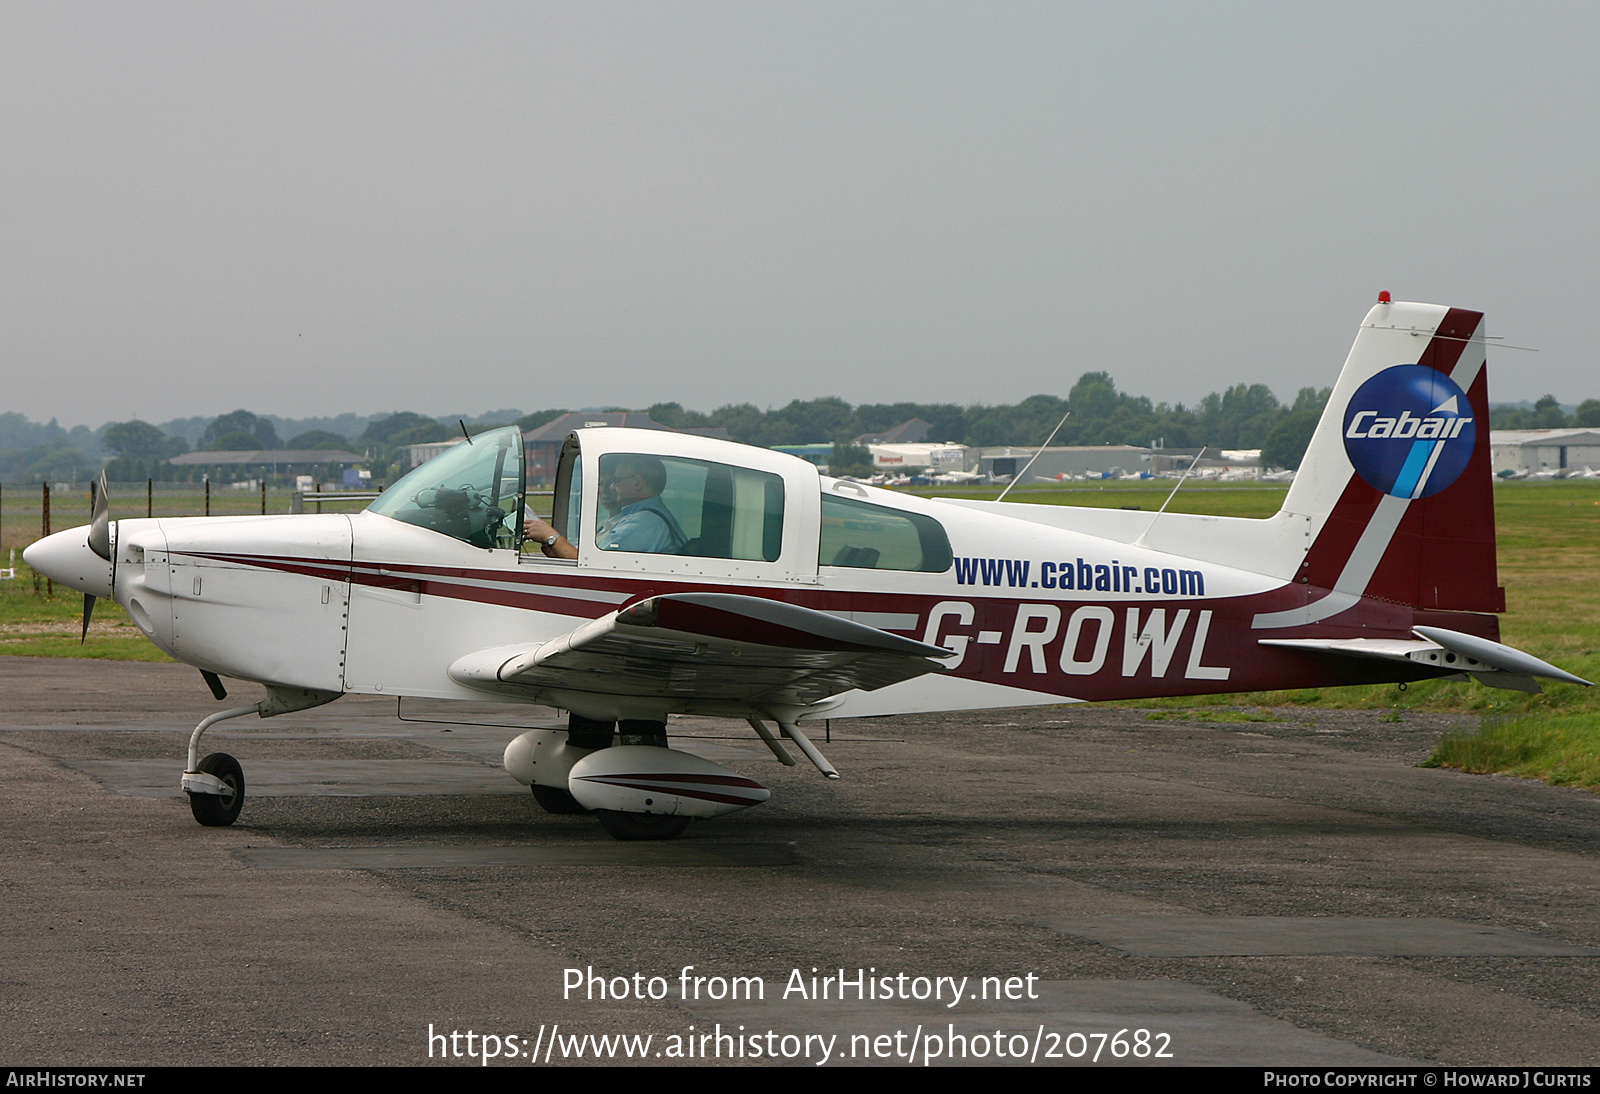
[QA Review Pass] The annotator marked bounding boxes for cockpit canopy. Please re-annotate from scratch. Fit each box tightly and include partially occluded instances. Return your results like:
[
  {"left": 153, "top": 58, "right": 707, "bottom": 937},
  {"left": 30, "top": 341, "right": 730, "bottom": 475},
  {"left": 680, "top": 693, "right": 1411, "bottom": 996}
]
[
  {"left": 551, "top": 430, "right": 951, "bottom": 576},
  {"left": 367, "top": 425, "right": 524, "bottom": 549}
]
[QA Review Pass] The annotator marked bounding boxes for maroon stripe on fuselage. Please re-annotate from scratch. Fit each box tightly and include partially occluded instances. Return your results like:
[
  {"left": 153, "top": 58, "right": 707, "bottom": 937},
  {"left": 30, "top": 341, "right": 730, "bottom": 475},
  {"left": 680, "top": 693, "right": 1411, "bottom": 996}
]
[
  {"left": 174, "top": 550, "right": 351, "bottom": 582},
  {"left": 169, "top": 549, "right": 1501, "bottom": 701},
  {"left": 354, "top": 558, "right": 645, "bottom": 594}
]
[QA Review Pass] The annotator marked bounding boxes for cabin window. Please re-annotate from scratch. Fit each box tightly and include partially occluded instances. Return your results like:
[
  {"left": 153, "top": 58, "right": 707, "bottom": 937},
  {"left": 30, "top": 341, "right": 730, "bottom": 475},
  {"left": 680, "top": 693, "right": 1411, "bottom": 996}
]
[
  {"left": 367, "top": 426, "right": 524, "bottom": 549},
  {"left": 819, "top": 494, "right": 952, "bottom": 572},
  {"left": 594, "top": 453, "right": 784, "bottom": 561}
]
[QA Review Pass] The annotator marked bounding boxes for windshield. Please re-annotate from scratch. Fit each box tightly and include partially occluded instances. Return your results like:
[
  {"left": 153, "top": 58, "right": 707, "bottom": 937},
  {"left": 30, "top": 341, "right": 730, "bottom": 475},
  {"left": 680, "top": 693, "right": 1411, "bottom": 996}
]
[{"left": 367, "top": 426, "right": 524, "bottom": 549}]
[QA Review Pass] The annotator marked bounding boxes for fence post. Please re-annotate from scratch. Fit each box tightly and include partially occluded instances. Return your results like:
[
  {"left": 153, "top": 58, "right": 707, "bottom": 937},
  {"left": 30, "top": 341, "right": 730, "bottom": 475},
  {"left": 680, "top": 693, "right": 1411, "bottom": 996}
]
[
  {"left": 204, "top": 475, "right": 210, "bottom": 517},
  {"left": 147, "top": 478, "right": 153, "bottom": 518},
  {"left": 41, "top": 481, "right": 51, "bottom": 596},
  {"left": 260, "top": 479, "right": 266, "bottom": 515}
]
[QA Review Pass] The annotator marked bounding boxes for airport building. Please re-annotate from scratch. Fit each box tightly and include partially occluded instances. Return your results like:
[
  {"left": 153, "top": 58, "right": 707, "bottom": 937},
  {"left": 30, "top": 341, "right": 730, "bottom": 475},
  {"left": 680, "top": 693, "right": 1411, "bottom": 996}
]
[
  {"left": 868, "top": 442, "right": 966, "bottom": 472},
  {"left": 770, "top": 442, "right": 966, "bottom": 476},
  {"left": 166, "top": 449, "right": 366, "bottom": 482},
  {"left": 972, "top": 445, "right": 1155, "bottom": 482},
  {"left": 1489, "top": 429, "right": 1600, "bottom": 476}
]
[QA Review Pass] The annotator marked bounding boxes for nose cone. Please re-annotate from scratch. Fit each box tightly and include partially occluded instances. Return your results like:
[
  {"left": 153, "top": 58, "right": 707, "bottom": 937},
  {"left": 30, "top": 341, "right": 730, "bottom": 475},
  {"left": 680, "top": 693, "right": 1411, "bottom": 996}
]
[{"left": 23, "top": 526, "right": 114, "bottom": 599}]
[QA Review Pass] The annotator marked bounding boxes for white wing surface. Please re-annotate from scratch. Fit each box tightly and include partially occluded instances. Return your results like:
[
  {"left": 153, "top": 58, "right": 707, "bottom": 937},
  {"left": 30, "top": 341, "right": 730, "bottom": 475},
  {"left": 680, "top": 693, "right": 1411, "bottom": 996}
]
[{"left": 448, "top": 591, "right": 951, "bottom": 709}]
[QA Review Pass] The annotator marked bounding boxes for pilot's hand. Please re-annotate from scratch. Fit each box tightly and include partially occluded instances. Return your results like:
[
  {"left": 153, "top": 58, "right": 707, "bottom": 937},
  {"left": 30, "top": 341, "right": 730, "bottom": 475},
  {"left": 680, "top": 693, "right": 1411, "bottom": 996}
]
[{"left": 523, "top": 518, "right": 577, "bottom": 559}]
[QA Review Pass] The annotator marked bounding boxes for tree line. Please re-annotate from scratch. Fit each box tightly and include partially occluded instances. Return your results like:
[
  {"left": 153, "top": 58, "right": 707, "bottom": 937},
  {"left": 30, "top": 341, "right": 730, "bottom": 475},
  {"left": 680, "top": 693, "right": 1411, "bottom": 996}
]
[
  {"left": 4, "top": 379, "right": 1598, "bottom": 484},
  {"left": 637, "top": 376, "right": 1334, "bottom": 471},
  {"left": 1491, "top": 395, "right": 1600, "bottom": 431}
]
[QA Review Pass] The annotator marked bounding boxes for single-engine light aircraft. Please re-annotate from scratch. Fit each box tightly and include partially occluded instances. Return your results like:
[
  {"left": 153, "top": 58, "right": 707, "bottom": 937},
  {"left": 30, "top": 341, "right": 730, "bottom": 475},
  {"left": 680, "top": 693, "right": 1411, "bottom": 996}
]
[{"left": 26, "top": 297, "right": 1591, "bottom": 839}]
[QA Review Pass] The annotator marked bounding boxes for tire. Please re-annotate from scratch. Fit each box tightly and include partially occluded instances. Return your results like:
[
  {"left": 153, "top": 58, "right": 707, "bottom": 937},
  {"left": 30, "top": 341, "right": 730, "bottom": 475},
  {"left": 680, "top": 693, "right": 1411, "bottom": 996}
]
[
  {"left": 189, "top": 752, "right": 244, "bottom": 827},
  {"left": 594, "top": 810, "right": 691, "bottom": 841},
  {"left": 531, "top": 784, "right": 589, "bottom": 815}
]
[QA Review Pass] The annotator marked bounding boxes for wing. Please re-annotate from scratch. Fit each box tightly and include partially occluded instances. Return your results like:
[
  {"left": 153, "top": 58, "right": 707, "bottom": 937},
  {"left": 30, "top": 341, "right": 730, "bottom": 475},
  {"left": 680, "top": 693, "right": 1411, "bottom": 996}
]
[{"left": 449, "top": 591, "right": 951, "bottom": 709}]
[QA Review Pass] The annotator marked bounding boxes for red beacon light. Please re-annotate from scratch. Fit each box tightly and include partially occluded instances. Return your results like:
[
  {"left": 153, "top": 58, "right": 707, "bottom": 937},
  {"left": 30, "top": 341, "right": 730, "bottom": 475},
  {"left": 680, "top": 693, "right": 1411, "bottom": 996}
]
[{"left": 1378, "top": 291, "right": 1391, "bottom": 303}]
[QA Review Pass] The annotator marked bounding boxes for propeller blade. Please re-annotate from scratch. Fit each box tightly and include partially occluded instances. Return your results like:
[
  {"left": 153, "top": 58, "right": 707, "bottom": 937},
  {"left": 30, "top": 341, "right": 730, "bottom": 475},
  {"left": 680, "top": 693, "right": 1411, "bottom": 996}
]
[
  {"left": 88, "top": 472, "right": 111, "bottom": 561},
  {"left": 82, "top": 473, "right": 113, "bottom": 639}
]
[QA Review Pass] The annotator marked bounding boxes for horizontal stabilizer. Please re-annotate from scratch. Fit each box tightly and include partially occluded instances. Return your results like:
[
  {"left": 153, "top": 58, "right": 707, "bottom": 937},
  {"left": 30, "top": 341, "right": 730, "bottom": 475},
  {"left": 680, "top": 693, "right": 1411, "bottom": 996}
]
[
  {"left": 1260, "top": 627, "right": 1592, "bottom": 692},
  {"left": 1412, "top": 626, "right": 1592, "bottom": 687},
  {"left": 449, "top": 592, "right": 950, "bottom": 710}
]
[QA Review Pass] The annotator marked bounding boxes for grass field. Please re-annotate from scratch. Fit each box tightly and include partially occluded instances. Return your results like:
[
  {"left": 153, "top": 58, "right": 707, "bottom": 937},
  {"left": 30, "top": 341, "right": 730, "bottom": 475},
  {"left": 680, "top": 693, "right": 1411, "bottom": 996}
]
[
  {"left": 0, "top": 566, "right": 173, "bottom": 660},
  {"left": 5, "top": 478, "right": 1597, "bottom": 785},
  {"left": 0, "top": 483, "right": 362, "bottom": 662}
]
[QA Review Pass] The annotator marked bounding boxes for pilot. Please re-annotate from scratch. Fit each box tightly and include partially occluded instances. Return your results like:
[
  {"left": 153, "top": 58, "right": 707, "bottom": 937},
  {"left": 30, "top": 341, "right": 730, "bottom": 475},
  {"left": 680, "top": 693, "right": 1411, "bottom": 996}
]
[
  {"left": 595, "top": 455, "right": 687, "bottom": 553},
  {"left": 523, "top": 454, "right": 686, "bottom": 558}
]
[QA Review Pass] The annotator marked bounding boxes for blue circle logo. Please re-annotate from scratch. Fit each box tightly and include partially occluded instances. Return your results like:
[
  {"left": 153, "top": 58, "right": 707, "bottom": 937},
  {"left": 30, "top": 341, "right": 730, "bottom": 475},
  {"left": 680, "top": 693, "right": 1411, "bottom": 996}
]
[{"left": 1342, "top": 364, "right": 1476, "bottom": 499}]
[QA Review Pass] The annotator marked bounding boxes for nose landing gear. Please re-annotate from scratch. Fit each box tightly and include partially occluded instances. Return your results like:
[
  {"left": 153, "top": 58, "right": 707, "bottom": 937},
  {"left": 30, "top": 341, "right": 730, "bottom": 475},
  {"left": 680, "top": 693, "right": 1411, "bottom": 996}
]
[{"left": 188, "top": 752, "right": 244, "bottom": 826}]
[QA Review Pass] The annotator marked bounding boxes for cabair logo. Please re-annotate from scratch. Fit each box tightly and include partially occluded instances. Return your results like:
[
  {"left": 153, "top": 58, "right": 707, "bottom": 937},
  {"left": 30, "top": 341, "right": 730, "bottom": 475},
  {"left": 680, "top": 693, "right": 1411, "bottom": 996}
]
[{"left": 1343, "top": 364, "right": 1475, "bottom": 499}]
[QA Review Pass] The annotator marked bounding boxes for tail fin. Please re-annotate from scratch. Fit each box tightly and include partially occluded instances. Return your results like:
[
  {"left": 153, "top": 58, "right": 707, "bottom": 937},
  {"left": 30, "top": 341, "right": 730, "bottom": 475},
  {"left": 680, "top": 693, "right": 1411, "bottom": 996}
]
[{"left": 1257, "top": 299, "right": 1502, "bottom": 628}]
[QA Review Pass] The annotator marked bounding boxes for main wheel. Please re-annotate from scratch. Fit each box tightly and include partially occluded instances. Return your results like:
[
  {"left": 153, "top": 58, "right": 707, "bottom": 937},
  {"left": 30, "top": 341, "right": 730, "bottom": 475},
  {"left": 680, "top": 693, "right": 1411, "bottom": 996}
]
[
  {"left": 531, "top": 784, "right": 589, "bottom": 815},
  {"left": 594, "top": 810, "right": 691, "bottom": 841},
  {"left": 189, "top": 752, "right": 244, "bottom": 827}
]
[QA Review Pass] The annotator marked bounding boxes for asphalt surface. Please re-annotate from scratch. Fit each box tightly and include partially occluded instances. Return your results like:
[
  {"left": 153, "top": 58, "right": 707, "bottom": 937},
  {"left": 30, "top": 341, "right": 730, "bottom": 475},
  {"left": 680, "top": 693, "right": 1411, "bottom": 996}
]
[{"left": 4, "top": 656, "right": 1600, "bottom": 1067}]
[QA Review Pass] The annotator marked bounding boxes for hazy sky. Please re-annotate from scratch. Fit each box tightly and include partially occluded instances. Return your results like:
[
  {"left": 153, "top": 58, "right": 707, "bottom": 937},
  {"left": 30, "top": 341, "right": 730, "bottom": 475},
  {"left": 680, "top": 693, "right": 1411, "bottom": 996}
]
[{"left": 5, "top": 1, "right": 1597, "bottom": 428}]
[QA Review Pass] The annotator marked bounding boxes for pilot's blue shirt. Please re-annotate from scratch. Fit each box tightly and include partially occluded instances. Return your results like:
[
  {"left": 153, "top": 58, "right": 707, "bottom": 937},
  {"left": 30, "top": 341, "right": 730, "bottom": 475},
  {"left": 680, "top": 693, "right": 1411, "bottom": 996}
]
[{"left": 598, "top": 495, "right": 684, "bottom": 553}]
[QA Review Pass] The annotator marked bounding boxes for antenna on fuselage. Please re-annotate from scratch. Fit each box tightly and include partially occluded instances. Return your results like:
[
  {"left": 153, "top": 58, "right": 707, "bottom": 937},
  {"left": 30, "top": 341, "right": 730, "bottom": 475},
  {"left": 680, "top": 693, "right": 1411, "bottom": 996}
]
[
  {"left": 995, "top": 410, "right": 1071, "bottom": 502},
  {"left": 459, "top": 420, "right": 474, "bottom": 445},
  {"left": 1133, "top": 446, "right": 1207, "bottom": 547}
]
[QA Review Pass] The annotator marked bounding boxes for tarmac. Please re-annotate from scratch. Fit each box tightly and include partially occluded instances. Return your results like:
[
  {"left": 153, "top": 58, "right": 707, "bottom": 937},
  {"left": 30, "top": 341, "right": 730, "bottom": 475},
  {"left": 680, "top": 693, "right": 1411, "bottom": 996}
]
[{"left": 4, "top": 655, "right": 1600, "bottom": 1067}]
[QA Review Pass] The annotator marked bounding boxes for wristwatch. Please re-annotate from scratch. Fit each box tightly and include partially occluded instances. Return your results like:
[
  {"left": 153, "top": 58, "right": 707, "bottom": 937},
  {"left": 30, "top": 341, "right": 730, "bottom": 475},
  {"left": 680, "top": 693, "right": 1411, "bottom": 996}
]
[{"left": 544, "top": 534, "right": 560, "bottom": 547}]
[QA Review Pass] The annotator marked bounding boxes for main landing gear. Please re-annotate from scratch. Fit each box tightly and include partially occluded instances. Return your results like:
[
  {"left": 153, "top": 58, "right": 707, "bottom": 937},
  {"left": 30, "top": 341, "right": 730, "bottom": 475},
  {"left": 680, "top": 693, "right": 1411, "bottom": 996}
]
[
  {"left": 531, "top": 784, "right": 588, "bottom": 815},
  {"left": 594, "top": 810, "right": 691, "bottom": 841},
  {"left": 528, "top": 715, "right": 694, "bottom": 840},
  {"left": 509, "top": 713, "right": 774, "bottom": 841}
]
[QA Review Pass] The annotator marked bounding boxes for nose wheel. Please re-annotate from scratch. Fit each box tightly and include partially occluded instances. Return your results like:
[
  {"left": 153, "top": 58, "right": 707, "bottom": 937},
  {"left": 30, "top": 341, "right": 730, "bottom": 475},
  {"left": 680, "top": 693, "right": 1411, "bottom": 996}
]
[
  {"left": 181, "top": 702, "right": 263, "bottom": 827},
  {"left": 188, "top": 752, "right": 245, "bottom": 826}
]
